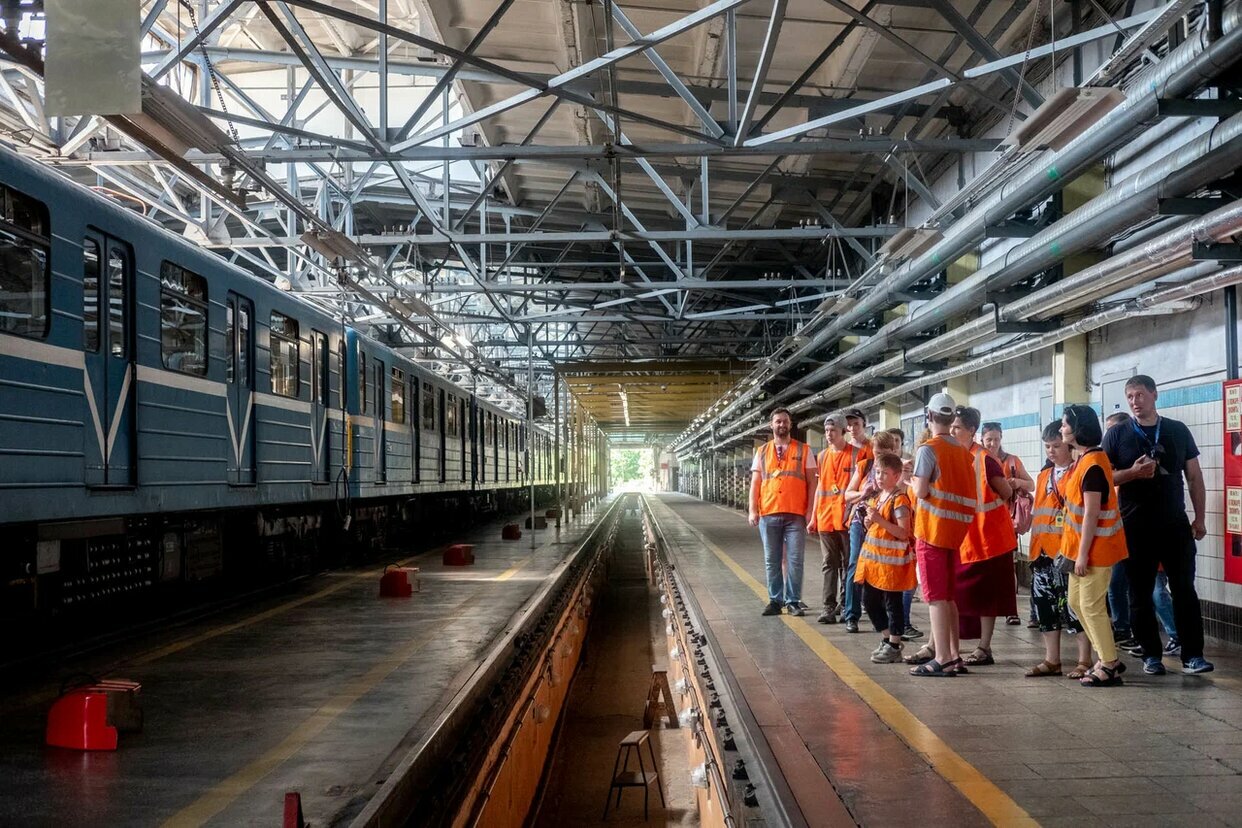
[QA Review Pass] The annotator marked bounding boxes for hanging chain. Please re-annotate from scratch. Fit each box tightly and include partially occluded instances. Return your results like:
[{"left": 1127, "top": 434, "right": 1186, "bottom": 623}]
[
  {"left": 180, "top": 0, "right": 240, "bottom": 144},
  {"left": 1002, "top": 0, "right": 1047, "bottom": 142}
]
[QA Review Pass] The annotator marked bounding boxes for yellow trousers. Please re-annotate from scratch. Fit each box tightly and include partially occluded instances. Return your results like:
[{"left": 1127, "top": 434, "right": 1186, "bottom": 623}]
[{"left": 1068, "top": 564, "right": 1116, "bottom": 663}]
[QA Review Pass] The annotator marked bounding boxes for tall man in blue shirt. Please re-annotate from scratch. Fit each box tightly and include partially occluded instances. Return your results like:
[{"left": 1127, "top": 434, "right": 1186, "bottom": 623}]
[{"left": 1102, "top": 375, "right": 1213, "bottom": 674}]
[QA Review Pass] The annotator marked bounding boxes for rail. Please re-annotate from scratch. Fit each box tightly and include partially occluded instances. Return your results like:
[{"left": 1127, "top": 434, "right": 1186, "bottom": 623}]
[
  {"left": 349, "top": 495, "right": 622, "bottom": 827},
  {"left": 640, "top": 494, "right": 803, "bottom": 828}
]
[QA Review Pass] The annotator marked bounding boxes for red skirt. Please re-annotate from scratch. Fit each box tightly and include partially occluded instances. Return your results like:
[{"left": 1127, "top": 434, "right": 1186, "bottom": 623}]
[{"left": 956, "top": 551, "right": 1017, "bottom": 640}]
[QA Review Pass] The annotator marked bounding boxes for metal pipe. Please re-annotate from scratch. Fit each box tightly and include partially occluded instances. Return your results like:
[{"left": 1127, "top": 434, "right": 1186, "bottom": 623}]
[
  {"left": 778, "top": 114, "right": 1242, "bottom": 402},
  {"left": 784, "top": 262, "right": 1242, "bottom": 434},
  {"left": 673, "top": 8, "right": 1242, "bottom": 450}
]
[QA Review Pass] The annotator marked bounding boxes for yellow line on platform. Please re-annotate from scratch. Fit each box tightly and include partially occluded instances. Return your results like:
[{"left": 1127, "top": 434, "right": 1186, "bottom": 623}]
[
  {"left": 696, "top": 528, "right": 1037, "bottom": 828},
  {"left": 161, "top": 600, "right": 462, "bottom": 828}
]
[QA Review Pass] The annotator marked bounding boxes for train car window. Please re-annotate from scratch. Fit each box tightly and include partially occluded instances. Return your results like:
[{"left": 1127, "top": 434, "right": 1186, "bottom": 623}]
[
  {"left": 446, "top": 393, "right": 459, "bottom": 437},
  {"left": 226, "top": 301, "right": 234, "bottom": 382},
  {"left": 421, "top": 381, "right": 435, "bottom": 430},
  {"left": 270, "top": 311, "right": 300, "bottom": 397},
  {"left": 82, "top": 238, "right": 100, "bottom": 351},
  {"left": 337, "top": 340, "right": 347, "bottom": 409},
  {"left": 391, "top": 367, "right": 406, "bottom": 424},
  {"left": 0, "top": 185, "right": 50, "bottom": 338},
  {"left": 159, "top": 261, "right": 208, "bottom": 375},
  {"left": 311, "top": 331, "right": 326, "bottom": 403},
  {"left": 374, "top": 359, "right": 385, "bottom": 418},
  {"left": 107, "top": 246, "right": 128, "bottom": 356},
  {"left": 238, "top": 305, "right": 250, "bottom": 383},
  {"left": 358, "top": 351, "right": 368, "bottom": 414}
]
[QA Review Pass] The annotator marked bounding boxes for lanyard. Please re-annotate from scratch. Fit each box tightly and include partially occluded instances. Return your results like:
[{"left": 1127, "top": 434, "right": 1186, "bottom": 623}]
[
  {"left": 1132, "top": 416, "right": 1161, "bottom": 449},
  {"left": 1047, "top": 466, "right": 1068, "bottom": 509}
]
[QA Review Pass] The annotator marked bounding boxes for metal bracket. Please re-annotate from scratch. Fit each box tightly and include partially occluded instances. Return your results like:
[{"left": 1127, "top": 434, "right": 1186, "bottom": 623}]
[
  {"left": 1158, "top": 197, "right": 1228, "bottom": 216},
  {"left": 1192, "top": 241, "right": 1242, "bottom": 262},
  {"left": 1157, "top": 98, "right": 1242, "bottom": 118},
  {"left": 984, "top": 221, "right": 1041, "bottom": 239}
]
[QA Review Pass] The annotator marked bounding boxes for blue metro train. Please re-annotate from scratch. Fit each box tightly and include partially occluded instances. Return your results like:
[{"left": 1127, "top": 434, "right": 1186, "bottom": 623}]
[{"left": 0, "top": 145, "right": 568, "bottom": 616}]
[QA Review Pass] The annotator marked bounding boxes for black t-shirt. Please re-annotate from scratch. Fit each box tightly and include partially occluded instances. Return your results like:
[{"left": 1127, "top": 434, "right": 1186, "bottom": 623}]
[
  {"left": 1080, "top": 454, "right": 1110, "bottom": 508},
  {"left": 1101, "top": 415, "right": 1198, "bottom": 524}
]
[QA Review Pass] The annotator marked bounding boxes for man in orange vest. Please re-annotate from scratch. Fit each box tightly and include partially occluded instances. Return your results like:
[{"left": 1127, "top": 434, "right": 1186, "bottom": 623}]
[
  {"left": 809, "top": 415, "right": 856, "bottom": 624},
  {"left": 907, "top": 393, "right": 976, "bottom": 677},
  {"left": 749, "top": 408, "right": 818, "bottom": 617}
]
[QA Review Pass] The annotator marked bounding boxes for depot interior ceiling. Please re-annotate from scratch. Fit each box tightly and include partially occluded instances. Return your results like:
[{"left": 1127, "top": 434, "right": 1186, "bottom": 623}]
[{"left": 0, "top": 0, "right": 1136, "bottom": 428}]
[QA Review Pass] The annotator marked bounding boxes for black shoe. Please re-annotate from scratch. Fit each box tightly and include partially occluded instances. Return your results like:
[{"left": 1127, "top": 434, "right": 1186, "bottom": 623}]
[
  {"left": 817, "top": 611, "right": 838, "bottom": 624},
  {"left": 844, "top": 619, "right": 859, "bottom": 633},
  {"left": 762, "top": 601, "right": 783, "bottom": 616}
]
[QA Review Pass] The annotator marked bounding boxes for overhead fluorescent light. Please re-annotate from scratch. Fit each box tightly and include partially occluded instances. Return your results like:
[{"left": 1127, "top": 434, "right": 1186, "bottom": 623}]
[
  {"left": 877, "top": 227, "right": 942, "bottom": 262},
  {"left": 1002, "top": 87, "right": 1125, "bottom": 152}
]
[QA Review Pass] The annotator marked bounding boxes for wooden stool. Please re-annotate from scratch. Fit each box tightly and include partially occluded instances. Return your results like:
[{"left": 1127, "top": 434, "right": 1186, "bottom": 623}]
[
  {"left": 642, "top": 667, "right": 678, "bottom": 729},
  {"left": 603, "top": 730, "right": 664, "bottom": 820}
]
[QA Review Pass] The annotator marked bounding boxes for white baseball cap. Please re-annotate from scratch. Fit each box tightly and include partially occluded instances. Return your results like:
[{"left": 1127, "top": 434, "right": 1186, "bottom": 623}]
[{"left": 927, "top": 392, "right": 956, "bottom": 415}]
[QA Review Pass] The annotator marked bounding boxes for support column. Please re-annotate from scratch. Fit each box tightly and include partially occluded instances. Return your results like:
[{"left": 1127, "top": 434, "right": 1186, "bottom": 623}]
[
  {"left": 1053, "top": 336, "right": 1090, "bottom": 408},
  {"left": 877, "top": 401, "right": 901, "bottom": 431}
]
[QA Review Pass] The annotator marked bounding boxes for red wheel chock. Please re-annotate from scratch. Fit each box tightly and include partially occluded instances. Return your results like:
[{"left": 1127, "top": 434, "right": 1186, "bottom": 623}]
[
  {"left": 379, "top": 564, "right": 421, "bottom": 597},
  {"left": 45, "top": 678, "right": 142, "bottom": 751},
  {"left": 443, "top": 544, "right": 475, "bottom": 566},
  {"left": 502, "top": 524, "right": 522, "bottom": 540}
]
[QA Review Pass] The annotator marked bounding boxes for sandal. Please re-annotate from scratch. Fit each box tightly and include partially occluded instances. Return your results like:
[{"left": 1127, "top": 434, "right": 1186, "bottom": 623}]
[
  {"left": 1080, "top": 663, "right": 1124, "bottom": 687},
  {"left": 1006, "top": 616, "right": 1021, "bottom": 625},
  {"left": 910, "top": 659, "right": 954, "bottom": 677},
  {"left": 903, "top": 644, "right": 935, "bottom": 665},
  {"left": 963, "top": 647, "right": 994, "bottom": 666},
  {"left": 1065, "top": 662, "right": 1092, "bottom": 680},
  {"left": 1024, "top": 660, "right": 1062, "bottom": 677},
  {"left": 942, "top": 657, "right": 970, "bottom": 676}
]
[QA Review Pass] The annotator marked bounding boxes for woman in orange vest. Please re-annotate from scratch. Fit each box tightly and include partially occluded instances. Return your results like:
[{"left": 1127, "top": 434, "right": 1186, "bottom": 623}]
[
  {"left": 908, "top": 393, "right": 976, "bottom": 678},
  {"left": 1060, "top": 404, "right": 1130, "bottom": 687},
  {"left": 951, "top": 407, "right": 1017, "bottom": 667},
  {"left": 809, "top": 416, "right": 858, "bottom": 624},
  {"left": 981, "top": 421, "right": 1036, "bottom": 627},
  {"left": 856, "top": 453, "right": 916, "bottom": 663},
  {"left": 1024, "top": 421, "right": 1093, "bottom": 679}
]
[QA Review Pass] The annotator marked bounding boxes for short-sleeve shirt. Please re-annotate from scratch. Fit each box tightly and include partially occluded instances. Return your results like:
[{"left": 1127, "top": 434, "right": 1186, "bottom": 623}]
[
  {"left": 750, "top": 442, "right": 818, "bottom": 474},
  {"left": 911, "top": 434, "right": 963, "bottom": 483},
  {"left": 1102, "top": 416, "right": 1197, "bottom": 524}
]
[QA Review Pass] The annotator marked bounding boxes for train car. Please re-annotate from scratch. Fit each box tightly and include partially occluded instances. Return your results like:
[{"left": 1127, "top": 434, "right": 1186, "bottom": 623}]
[{"left": 0, "top": 145, "right": 561, "bottom": 620}]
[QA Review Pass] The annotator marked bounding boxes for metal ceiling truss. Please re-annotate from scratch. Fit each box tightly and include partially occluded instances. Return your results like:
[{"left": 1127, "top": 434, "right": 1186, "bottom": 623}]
[{"left": 0, "top": 0, "right": 1130, "bottom": 433}]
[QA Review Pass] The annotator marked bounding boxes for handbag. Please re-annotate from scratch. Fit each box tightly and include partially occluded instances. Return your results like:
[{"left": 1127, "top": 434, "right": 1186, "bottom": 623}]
[{"left": 1003, "top": 456, "right": 1035, "bottom": 535}]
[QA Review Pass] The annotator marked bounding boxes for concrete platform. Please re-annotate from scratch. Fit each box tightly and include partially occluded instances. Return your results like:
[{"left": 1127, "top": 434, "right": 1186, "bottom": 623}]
[
  {"left": 648, "top": 493, "right": 1242, "bottom": 828},
  {"left": 0, "top": 503, "right": 607, "bottom": 827}
]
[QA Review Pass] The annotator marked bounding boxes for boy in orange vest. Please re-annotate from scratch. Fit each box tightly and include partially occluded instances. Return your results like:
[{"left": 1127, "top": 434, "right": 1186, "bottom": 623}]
[
  {"left": 809, "top": 415, "right": 857, "bottom": 624},
  {"left": 908, "top": 393, "right": 976, "bottom": 677},
  {"left": 857, "top": 453, "right": 916, "bottom": 663}
]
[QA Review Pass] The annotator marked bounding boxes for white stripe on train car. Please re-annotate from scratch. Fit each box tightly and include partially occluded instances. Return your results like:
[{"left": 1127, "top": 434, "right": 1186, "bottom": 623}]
[
  {"left": 257, "top": 392, "right": 311, "bottom": 414},
  {"left": 104, "top": 365, "right": 131, "bottom": 463},
  {"left": 0, "top": 334, "right": 85, "bottom": 370},
  {"left": 135, "top": 365, "right": 227, "bottom": 397}
]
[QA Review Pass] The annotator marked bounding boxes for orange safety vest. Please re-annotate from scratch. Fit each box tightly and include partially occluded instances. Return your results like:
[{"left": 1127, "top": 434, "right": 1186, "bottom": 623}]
[
  {"left": 757, "top": 439, "right": 810, "bottom": 517},
  {"left": 959, "top": 444, "right": 1019, "bottom": 564},
  {"left": 815, "top": 444, "right": 858, "bottom": 532},
  {"left": 913, "top": 435, "right": 976, "bottom": 549},
  {"left": 1028, "top": 465, "right": 1067, "bottom": 560},
  {"left": 855, "top": 491, "right": 916, "bottom": 592},
  {"left": 1059, "top": 449, "right": 1128, "bottom": 567}
]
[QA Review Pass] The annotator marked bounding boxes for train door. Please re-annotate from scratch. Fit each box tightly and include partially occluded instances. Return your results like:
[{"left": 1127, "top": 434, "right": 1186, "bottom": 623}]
[
  {"left": 374, "top": 358, "right": 387, "bottom": 484},
  {"left": 82, "top": 233, "right": 136, "bottom": 487},
  {"left": 311, "top": 330, "right": 329, "bottom": 484},
  {"left": 226, "top": 293, "right": 256, "bottom": 485},
  {"left": 438, "top": 387, "right": 447, "bottom": 483},
  {"left": 409, "top": 374, "right": 418, "bottom": 483}
]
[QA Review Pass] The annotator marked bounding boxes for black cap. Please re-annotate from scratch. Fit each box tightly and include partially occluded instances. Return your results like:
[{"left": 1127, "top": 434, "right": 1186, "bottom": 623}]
[{"left": 844, "top": 408, "right": 865, "bottom": 421}]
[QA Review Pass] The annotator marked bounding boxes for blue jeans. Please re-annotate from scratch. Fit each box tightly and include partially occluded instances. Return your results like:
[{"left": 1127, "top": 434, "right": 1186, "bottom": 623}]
[
  {"left": 844, "top": 521, "right": 866, "bottom": 621},
  {"left": 1154, "top": 570, "right": 1177, "bottom": 637},
  {"left": 759, "top": 514, "right": 807, "bottom": 605},
  {"left": 1108, "top": 561, "right": 1131, "bottom": 633},
  {"left": 903, "top": 588, "right": 914, "bottom": 624}
]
